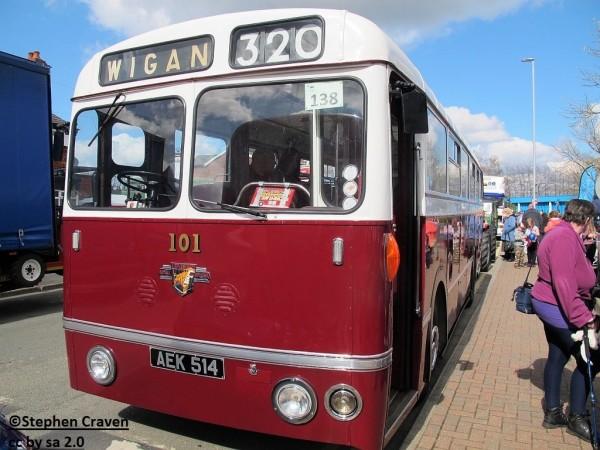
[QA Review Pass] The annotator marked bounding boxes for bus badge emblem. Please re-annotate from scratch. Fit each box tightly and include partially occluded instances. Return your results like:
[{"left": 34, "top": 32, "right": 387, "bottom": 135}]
[{"left": 159, "top": 263, "right": 211, "bottom": 296}]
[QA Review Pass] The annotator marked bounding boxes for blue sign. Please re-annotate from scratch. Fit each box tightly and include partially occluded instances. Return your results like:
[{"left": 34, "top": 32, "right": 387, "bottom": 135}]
[{"left": 578, "top": 165, "right": 597, "bottom": 201}]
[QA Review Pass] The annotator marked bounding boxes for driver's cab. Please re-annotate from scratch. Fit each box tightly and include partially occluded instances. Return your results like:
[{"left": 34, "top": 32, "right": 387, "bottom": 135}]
[{"left": 69, "top": 98, "right": 182, "bottom": 209}]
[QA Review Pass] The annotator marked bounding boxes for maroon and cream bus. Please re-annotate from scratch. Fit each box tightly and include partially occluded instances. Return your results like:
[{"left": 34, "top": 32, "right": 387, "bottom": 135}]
[{"left": 62, "top": 9, "right": 483, "bottom": 449}]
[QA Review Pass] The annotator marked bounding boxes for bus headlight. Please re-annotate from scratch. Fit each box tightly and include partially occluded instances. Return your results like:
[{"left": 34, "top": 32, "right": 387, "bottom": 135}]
[
  {"left": 272, "top": 378, "right": 317, "bottom": 424},
  {"left": 325, "top": 384, "right": 362, "bottom": 420},
  {"left": 86, "top": 346, "right": 116, "bottom": 385}
]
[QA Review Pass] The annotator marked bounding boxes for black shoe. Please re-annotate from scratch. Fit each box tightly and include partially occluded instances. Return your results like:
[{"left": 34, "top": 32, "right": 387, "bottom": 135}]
[
  {"left": 543, "top": 406, "right": 568, "bottom": 429},
  {"left": 567, "top": 413, "right": 591, "bottom": 441}
]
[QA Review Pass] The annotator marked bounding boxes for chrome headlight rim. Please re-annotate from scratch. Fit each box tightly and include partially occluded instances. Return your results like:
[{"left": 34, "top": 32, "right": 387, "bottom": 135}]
[
  {"left": 324, "top": 384, "right": 362, "bottom": 421},
  {"left": 86, "top": 345, "right": 116, "bottom": 386},
  {"left": 272, "top": 377, "right": 317, "bottom": 425}
]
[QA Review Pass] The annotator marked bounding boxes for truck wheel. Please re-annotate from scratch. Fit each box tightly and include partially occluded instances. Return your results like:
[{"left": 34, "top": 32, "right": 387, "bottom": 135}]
[
  {"left": 490, "top": 236, "right": 497, "bottom": 262},
  {"left": 10, "top": 254, "right": 46, "bottom": 288}
]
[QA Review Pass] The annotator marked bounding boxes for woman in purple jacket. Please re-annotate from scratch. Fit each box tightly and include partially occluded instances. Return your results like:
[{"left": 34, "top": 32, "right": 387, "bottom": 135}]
[{"left": 531, "top": 199, "right": 598, "bottom": 441}]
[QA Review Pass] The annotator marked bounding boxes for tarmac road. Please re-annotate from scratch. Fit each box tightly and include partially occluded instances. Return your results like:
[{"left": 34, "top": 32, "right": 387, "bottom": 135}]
[{"left": 0, "top": 272, "right": 491, "bottom": 450}]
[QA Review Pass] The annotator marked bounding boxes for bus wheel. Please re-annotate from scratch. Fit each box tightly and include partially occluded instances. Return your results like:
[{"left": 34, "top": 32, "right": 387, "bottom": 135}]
[
  {"left": 430, "top": 318, "right": 441, "bottom": 374},
  {"left": 10, "top": 254, "right": 46, "bottom": 288},
  {"left": 428, "top": 295, "right": 447, "bottom": 381},
  {"left": 467, "top": 260, "right": 477, "bottom": 307}
]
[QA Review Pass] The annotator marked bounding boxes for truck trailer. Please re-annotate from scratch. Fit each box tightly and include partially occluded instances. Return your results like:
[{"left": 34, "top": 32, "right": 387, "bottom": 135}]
[{"left": 0, "top": 50, "right": 63, "bottom": 289}]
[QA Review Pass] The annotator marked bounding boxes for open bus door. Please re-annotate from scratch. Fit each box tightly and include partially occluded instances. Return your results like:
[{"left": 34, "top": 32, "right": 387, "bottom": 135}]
[{"left": 386, "top": 78, "right": 428, "bottom": 431}]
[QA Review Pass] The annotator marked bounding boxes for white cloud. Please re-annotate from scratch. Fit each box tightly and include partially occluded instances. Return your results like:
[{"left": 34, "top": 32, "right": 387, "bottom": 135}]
[
  {"left": 81, "top": 0, "right": 543, "bottom": 44},
  {"left": 112, "top": 132, "right": 145, "bottom": 167},
  {"left": 445, "top": 106, "right": 561, "bottom": 169}
]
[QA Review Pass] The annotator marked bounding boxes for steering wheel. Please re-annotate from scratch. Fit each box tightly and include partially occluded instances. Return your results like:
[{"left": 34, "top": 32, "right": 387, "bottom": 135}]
[{"left": 117, "top": 170, "right": 164, "bottom": 194}]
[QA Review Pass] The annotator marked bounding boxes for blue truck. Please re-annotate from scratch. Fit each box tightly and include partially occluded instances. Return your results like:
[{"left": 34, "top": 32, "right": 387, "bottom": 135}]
[{"left": 0, "top": 50, "right": 64, "bottom": 289}]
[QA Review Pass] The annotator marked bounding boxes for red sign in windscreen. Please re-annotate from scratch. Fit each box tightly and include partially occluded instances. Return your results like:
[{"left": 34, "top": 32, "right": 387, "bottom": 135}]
[{"left": 249, "top": 186, "right": 295, "bottom": 208}]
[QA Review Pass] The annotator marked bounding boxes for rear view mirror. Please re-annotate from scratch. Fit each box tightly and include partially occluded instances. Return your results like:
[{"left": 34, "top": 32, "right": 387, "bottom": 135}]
[
  {"left": 401, "top": 90, "right": 428, "bottom": 134},
  {"left": 390, "top": 81, "right": 429, "bottom": 134}
]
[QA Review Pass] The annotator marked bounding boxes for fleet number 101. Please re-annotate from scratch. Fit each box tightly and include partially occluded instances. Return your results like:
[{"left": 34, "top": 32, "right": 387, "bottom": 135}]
[{"left": 168, "top": 233, "right": 201, "bottom": 253}]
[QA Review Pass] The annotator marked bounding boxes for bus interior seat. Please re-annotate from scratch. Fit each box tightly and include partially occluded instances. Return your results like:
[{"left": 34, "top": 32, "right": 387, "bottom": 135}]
[
  {"left": 249, "top": 148, "right": 281, "bottom": 182},
  {"left": 277, "top": 147, "right": 301, "bottom": 183},
  {"left": 157, "top": 165, "right": 179, "bottom": 207}
]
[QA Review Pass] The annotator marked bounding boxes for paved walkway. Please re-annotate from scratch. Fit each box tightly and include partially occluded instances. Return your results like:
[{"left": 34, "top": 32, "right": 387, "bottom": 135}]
[{"left": 404, "top": 258, "right": 598, "bottom": 450}]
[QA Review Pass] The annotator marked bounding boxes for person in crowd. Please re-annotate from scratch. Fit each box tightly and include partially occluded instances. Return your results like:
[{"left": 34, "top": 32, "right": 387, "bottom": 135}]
[
  {"left": 514, "top": 224, "right": 527, "bottom": 268},
  {"left": 524, "top": 217, "right": 540, "bottom": 267},
  {"left": 516, "top": 211, "right": 524, "bottom": 228},
  {"left": 592, "top": 195, "right": 600, "bottom": 220},
  {"left": 541, "top": 212, "right": 549, "bottom": 234},
  {"left": 523, "top": 201, "right": 543, "bottom": 231},
  {"left": 591, "top": 197, "right": 600, "bottom": 267},
  {"left": 531, "top": 199, "right": 599, "bottom": 441},
  {"left": 583, "top": 218, "right": 597, "bottom": 264},
  {"left": 544, "top": 210, "right": 562, "bottom": 233},
  {"left": 501, "top": 207, "right": 517, "bottom": 261}
]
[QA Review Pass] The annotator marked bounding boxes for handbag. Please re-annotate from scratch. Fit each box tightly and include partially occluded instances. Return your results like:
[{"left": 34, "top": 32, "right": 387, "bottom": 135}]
[
  {"left": 512, "top": 265, "right": 534, "bottom": 314},
  {"left": 502, "top": 240, "right": 515, "bottom": 253}
]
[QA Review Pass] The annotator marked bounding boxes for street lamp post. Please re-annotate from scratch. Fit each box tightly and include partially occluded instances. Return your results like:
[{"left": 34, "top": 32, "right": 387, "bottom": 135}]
[{"left": 521, "top": 57, "right": 536, "bottom": 203}]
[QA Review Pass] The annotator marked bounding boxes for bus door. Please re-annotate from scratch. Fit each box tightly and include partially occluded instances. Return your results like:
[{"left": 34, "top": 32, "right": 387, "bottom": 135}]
[{"left": 389, "top": 97, "right": 419, "bottom": 394}]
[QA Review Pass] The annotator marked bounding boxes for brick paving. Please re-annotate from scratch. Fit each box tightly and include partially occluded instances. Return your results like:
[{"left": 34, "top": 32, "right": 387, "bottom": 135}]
[{"left": 404, "top": 258, "right": 598, "bottom": 450}]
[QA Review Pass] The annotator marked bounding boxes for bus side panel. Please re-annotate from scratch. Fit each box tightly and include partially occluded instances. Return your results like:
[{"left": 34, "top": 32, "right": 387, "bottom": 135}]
[{"left": 65, "top": 330, "right": 389, "bottom": 449}]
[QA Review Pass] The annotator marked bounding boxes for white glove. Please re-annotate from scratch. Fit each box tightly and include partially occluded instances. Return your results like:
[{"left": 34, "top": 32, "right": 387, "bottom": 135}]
[
  {"left": 590, "top": 327, "right": 599, "bottom": 350},
  {"left": 571, "top": 328, "right": 600, "bottom": 363}
]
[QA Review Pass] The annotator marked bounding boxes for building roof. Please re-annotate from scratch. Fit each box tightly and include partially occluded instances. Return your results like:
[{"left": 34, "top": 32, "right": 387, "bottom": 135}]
[{"left": 52, "top": 114, "right": 69, "bottom": 130}]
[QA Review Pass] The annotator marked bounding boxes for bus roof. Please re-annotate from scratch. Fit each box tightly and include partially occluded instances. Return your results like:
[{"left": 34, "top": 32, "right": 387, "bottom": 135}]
[
  {"left": 73, "top": 9, "right": 471, "bottom": 157},
  {"left": 75, "top": 10, "right": 436, "bottom": 97}
]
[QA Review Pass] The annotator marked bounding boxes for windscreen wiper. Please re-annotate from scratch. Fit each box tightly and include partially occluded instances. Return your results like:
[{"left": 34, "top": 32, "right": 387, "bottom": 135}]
[
  {"left": 88, "top": 92, "right": 125, "bottom": 147},
  {"left": 193, "top": 198, "right": 267, "bottom": 219}
]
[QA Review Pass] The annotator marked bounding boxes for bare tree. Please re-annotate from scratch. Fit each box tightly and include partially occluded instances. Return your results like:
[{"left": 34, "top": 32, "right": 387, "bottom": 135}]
[
  {"left": 554, "top": 139, "right": 597, "bottom": 171},
  {"left": 583, "top": 22, "right": 600, "bottom": 89},
  {"left": 562, "top": 21, "right": 600, "bottom": 163},
  {"left": 502, "top": 163, "right": 579, "bottom": 198},
  {"left": 479, "top": 154, "right": 503, "bottom": 176}
]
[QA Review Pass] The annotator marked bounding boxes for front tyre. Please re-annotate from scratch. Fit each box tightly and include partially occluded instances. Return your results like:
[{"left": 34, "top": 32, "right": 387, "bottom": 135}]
[
  {"left": 427, "top": 295, "right": 447, "bottom": 386},
  {"left": 430, "top": 318, "right": 441, "bottom": 375},
  {"left": 466, "top": 259, "right": 477, "bottom": 307},
  {"left": 10, "top": 254, "right": 46, "bottom": 288}
]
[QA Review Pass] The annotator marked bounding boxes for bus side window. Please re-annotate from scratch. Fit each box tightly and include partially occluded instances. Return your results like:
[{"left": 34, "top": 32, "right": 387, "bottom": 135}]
[{"left": 424, "top": 110, "right": 447, "bottom": 194}]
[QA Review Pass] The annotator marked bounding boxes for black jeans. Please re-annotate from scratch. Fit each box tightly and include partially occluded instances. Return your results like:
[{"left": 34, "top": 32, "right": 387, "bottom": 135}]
[
  {"left": 503, "top": 240, "right": 514, "bottom": 261},
  {"left": 527, "top": 242, "right": 538, "bottom": 265},
  {"left": 542, "top": 321, "right": 600, "bottom": 414}
]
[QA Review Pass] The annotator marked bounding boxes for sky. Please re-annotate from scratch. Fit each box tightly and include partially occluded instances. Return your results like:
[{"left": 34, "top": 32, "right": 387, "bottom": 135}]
[{"left": 1, "top": 0, "right": 598, "bottom": 170}]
